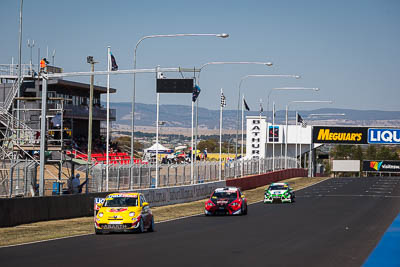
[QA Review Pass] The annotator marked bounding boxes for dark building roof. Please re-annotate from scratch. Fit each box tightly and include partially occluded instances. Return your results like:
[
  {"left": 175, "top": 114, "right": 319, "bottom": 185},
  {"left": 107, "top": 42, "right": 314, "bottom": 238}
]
[{"left": 47, "top": 79, "right": 117, "bottom": 94}]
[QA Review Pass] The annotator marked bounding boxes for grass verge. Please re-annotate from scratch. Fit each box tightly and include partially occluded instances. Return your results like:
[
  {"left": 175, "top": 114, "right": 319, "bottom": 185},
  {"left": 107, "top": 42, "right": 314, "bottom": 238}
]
[{"left": 0, "top": 176, "right": 330, "bottom": 247}]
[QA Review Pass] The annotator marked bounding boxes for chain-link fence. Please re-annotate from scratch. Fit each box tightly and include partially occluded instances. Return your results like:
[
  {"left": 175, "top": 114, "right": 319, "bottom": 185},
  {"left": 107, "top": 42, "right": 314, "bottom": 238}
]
[
  {"left": 0, "top": 157, "right": 298, "bottom": 197},
  {"left": 90, "top": 157, "right": 298, "bottom": 192},
  {"left": 0, "top": 160, "right": 38, "bottom": 198}
]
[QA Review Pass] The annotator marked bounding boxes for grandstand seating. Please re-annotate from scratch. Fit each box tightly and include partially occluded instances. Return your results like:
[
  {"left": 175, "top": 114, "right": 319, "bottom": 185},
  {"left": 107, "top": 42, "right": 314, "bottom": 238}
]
[{"left": 66, "top": 150, "right": 143, "bottom": 165}]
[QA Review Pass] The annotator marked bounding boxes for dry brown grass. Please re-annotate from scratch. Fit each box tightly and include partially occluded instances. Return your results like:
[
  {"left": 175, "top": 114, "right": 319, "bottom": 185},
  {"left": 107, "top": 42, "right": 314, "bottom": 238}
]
[{"left": 0, "top": 176, "right": 330, "bottom": 247}]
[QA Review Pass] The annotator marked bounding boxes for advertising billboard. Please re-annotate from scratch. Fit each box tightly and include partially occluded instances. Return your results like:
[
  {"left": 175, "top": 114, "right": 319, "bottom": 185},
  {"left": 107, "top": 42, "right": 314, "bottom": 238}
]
[
  {"left": 368, "top": 128, "right": 400, "bottom": 144},
  {"left": 312, "top": 126, "right": 368, "bottom": 144},
  {"left": 268, "top": 126, "right": 279, "bottom": 142},
  {"left": 363, "top": 160, "right": 400, "bottom": 173},
  {"left": 156, "top": 78, "right": 194, "bottom": 93}
]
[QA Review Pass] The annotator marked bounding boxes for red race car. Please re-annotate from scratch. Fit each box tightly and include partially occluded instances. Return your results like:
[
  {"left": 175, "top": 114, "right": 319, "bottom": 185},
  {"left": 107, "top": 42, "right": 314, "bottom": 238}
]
[{"left": 205, "top": 187, "right": 248, "bottom": 216}]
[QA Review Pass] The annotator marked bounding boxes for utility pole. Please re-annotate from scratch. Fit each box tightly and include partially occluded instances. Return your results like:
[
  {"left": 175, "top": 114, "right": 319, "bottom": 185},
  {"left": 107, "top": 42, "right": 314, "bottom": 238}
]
[{"left": 87, "top": 56, "right": 97, "bottom": 165}]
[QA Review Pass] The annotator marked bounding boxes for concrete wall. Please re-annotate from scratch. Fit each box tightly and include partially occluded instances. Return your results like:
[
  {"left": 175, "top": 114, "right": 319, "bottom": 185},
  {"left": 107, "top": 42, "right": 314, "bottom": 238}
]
[
  {"left": 226, "top": 169, "right": 308, "bottom": 191},
  {"left": 0, "top": 169, "right": 307, "bottom": 227},
  {"left": 0, "top": 181, "right": 225, "bottom": 227}
]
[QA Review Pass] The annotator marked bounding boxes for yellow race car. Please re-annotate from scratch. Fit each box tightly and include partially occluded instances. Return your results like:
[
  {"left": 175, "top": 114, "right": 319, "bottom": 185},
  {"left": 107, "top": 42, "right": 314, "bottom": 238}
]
[{"left": 94, "top": 192, "right": 154, "bottom": 234}]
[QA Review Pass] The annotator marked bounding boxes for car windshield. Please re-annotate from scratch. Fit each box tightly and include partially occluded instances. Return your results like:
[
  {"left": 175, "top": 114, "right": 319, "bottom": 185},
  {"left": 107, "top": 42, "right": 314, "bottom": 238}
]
[
  {"left": 269, "top": 185, "right": 287, "bottom": 191},
  {"left": 213, "top": 191, "right": 238, "bottom": 199},
  {"left": 103, "top": 197, "right": 138, "bottom": 207}
]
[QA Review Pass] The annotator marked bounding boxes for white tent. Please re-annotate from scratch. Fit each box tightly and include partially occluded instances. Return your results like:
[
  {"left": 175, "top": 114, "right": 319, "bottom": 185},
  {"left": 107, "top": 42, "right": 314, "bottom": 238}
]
[{"left": 144, "top": 143, "right": 173, "bottom": 154}]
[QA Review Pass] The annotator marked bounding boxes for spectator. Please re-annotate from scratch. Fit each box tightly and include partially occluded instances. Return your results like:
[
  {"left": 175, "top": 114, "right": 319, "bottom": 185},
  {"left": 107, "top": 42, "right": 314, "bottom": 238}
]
[
  {"left": 67, "top": 175, "right": 74, "bottom": 194},
  {"left": 40, "top": 57, "right": 49, "bottom": 73},
  {"left": 72, "top": 173, "right": 81, "bottom": 194}
]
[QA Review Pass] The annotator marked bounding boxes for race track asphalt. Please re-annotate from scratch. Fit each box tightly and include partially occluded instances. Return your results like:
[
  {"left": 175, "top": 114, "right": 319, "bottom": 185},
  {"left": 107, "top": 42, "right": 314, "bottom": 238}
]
[{"left": 1, "top": 176, "right": 399, "bottom": 267}]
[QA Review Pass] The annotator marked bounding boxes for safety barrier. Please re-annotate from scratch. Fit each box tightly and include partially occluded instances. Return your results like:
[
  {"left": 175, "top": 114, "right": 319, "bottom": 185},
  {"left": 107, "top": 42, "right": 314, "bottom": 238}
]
[
  {"left": 0, "top": 180, "right": 225, "bottom": 227},
  {"left": 226, "top": 168, "right": 308, "bottom": 191}
]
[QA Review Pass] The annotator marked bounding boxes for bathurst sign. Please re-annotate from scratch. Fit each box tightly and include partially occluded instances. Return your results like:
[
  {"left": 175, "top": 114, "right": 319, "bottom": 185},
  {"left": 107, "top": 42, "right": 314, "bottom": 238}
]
[
  {"left": 363, "top": 160, "right": 400, "bottom": 173},
  {"left": 312, "top": 126, "right": 368, "bottom": 144}
]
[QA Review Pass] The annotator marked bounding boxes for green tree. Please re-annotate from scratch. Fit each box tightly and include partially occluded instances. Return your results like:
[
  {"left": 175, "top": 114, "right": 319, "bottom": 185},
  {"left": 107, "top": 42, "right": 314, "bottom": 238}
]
[
  {"left": 331, "top": 145, "right": 355, "bottom": 159},
  {"left": 365, "top": 145, "right": 378, "bottom": 160},
  {"left": 198, "top": 139, "right": 218, "bottom": 153},
  {"left": 351, "top": 146, "right": 364, "bottom": 161},
  {"left": 376, "top": 146, "right": 399, "bottom": 160}
]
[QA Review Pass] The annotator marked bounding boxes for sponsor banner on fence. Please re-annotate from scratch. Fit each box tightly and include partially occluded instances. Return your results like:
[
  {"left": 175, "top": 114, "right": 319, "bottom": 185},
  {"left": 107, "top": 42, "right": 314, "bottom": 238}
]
[
  {"left": 312, "top": 126, "right": 368, "bottom": 144},
  {"left": 363, "top": 160, "right": 400, "bottom": 173},
  {"left": 368, "top": 128, "right": 400, "bottom": 144}
]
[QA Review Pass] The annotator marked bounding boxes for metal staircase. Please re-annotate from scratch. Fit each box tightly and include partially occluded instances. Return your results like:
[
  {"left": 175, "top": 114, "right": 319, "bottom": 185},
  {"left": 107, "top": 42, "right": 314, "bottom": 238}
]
[{"left": 2, "top": 77, "right": 22, "bottom": 112}]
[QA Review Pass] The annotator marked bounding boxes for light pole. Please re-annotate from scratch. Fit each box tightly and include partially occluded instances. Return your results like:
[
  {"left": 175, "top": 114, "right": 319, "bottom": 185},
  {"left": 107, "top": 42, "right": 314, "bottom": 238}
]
[
  {"left": 235, "top": 74, "right": 301, "bottom": 175},
  {"left": 27, "top": 39, "right": 35, "bottom": 74},
  {"left": 194, "top": 61, "right": 273, "bottom": 181},
  {"left": 131, "top": 33, "right": 229, "bottom": 174},
  {"left": 86, "top": 56, "right": 98, "bottom": 167},
  {"left": 285, "top": 100, "right": 333, "bottom": 173},
  {"left": 267, "top": 87, "right": 319, "bottom": 170}
]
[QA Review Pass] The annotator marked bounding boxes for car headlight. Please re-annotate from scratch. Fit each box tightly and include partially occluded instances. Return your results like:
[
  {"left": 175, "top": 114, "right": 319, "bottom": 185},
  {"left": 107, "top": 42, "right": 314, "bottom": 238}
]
[
  {"left": 207, "top": 202, "right": 214, "bottom": 207},
  {"left": 129, "top": 212, "right": 135, "bottom": 217},
  {"left": 98, "top": 212, "right": 103, "bottom": 218}
]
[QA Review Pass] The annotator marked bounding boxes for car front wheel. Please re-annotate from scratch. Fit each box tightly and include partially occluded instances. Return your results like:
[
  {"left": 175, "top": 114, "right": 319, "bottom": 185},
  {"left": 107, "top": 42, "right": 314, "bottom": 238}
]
[
  {"left": 138, "top": 218, "right": 145, "bottom": 233},
  {"left": 148, "top": 217, "right": 155, "bottom": 232}
]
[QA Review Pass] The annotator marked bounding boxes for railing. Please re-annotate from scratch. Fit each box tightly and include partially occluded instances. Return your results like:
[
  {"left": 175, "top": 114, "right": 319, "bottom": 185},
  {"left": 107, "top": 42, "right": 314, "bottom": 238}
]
[
  {"left": 0, "top": 157, "right": 299, "bottom": 197},
  {"left": 90, "top": 157, "right": 298, "bottom": 192},
  {"left": 0, "top": 64, "right": 37, "bottom": 77},
  {"left": 1, "top": 78, "right": 21, "bottom": 112},
  {"left": 0, "top": 109, "right": 35, "bottom": 144}
]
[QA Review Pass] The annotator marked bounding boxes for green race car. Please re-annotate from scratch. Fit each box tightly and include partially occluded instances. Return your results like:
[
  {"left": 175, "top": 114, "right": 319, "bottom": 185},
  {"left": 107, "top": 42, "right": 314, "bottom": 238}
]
[{"left": 264, "top": 182, "right": 295, "bottom": 203}]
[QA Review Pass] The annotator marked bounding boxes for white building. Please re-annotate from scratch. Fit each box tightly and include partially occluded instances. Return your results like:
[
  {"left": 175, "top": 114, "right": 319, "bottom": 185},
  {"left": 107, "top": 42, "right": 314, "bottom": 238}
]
[{"left": 246, "top": 116, "right": 319, "bottom": 162}]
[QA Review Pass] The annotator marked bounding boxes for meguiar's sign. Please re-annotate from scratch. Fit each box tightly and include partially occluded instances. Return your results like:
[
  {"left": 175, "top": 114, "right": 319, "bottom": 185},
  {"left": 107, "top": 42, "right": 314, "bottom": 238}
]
[{"left": 312, "top": 126, "right": 368, "bottom": 144}]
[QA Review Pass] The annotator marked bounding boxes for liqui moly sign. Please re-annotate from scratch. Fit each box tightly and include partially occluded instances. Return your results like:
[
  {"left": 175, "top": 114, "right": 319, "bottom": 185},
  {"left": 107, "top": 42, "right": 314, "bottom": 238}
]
[
  {"left": 246, "top": 116, "right": 266, "bottom": 159},
  {"left": 368, "top": 128, "right": 400, "bottom": 144}
]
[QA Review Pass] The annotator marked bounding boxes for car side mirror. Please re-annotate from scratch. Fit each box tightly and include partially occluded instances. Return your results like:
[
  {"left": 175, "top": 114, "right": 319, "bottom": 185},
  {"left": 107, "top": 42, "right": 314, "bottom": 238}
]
[
  {"left": 142, "top": 202, "right": 149, "bottom": 207},
  {"left": 241, "top": 194, "right": 245, "bottom": 198},
  {"left": 96, "top": 203, "right": 102, "bottom": 209}
]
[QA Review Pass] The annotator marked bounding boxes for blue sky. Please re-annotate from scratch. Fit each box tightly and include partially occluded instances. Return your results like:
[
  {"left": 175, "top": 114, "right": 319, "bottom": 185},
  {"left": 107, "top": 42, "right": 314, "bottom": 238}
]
[{"left": 1, "top": 0, "right": 399, "bottom": 112}]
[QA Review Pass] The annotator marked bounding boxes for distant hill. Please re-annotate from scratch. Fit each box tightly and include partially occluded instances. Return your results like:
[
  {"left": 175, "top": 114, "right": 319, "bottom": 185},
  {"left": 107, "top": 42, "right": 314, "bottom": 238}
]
[{"left": 110, "top": 102, "right": 400, "bottom": 129}]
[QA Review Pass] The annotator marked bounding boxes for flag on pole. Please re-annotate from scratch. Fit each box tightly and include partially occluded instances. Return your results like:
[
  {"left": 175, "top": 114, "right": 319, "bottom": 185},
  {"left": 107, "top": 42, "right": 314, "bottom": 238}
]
[
  {"left": 297, "top": 113, "right": 307, "bottom": 128},
  {"left": 220, "top": 91, "right": 226, "bottom": 107},
  {"left": 192, "top": 85, "right": 201, "bottom": 102},
  {"left": 243, "top": 98, "right": 250, "bottom": 111},
  {"left": 273, "top": 102, "right": 276, "bottom": 120},
  {"left": 259, "top": 102, "right": 264, "bottom": 115},
  {"left": 110, "top": 52, "right": 118, "bottom": 71}
]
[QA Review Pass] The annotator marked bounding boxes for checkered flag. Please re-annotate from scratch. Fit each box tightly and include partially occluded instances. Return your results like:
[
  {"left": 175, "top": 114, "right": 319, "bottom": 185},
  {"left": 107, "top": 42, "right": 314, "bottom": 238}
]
[
  {"left": 220, "top": 92, "right": 226, "bottom": 107},
  {"left": 297, "top": 113, "right": 307, "bottom": 128}
]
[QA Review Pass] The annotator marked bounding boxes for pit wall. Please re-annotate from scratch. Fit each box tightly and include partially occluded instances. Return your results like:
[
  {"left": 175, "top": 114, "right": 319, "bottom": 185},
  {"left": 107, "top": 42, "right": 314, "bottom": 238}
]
[
  {"left": 0, "top": 181, "right": 225, "bottom": 227},
  {"left": 226, "top": 169, "right": 308, "bottom": 191}
]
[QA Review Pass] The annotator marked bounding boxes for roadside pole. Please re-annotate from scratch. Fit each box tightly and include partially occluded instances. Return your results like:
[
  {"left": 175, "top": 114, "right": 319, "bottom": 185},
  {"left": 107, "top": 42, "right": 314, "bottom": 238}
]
[{"left": 39, "top": 77, "right": 47, "bottom": 196}]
